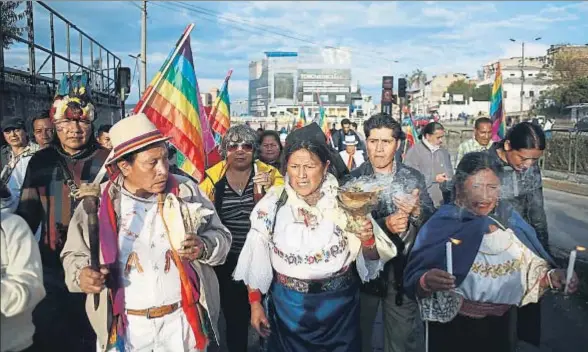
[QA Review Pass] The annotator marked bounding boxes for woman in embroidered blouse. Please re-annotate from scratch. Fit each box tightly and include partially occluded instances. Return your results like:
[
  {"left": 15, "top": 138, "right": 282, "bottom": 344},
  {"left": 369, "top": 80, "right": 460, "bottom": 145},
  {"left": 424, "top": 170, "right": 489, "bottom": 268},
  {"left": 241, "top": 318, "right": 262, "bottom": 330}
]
[
  {"left": 233, "top": 127, "right": 396, "bottom": 352},
  {"left": 403, "top": 152, "right": 579, "bottom": 352}
]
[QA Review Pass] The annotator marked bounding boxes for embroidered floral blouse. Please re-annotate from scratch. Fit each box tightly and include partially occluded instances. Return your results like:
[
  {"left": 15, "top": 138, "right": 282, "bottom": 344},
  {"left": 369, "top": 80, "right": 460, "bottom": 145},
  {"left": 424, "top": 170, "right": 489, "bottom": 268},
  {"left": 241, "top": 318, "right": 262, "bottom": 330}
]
[
  {"left": 419, "top": 227, "right": 549, "bottom": 323},
  {"left": 233, "top": 174, "right": 396, "bottom": 294}
]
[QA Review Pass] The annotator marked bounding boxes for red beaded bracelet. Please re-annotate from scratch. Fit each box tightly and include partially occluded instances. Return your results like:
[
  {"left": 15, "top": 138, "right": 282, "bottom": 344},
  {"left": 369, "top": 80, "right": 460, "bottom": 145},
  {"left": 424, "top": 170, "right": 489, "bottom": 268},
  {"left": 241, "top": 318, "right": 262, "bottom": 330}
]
[
  {"left": 362, "top": 236, "right": 376, "bottom": 248},
  {"left": 248, "top": 290, "right": 262, "bottom": 304},
  {"left": 419, "top": 273, "right": 432, "bottom": 292}
]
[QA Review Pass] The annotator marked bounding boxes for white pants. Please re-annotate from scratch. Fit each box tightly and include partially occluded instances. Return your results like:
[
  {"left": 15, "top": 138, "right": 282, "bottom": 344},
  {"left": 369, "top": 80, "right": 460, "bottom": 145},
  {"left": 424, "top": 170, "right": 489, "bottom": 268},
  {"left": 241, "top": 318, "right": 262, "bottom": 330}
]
[{"left": 99, "top": 310, "right": 206, "bottom": 352}]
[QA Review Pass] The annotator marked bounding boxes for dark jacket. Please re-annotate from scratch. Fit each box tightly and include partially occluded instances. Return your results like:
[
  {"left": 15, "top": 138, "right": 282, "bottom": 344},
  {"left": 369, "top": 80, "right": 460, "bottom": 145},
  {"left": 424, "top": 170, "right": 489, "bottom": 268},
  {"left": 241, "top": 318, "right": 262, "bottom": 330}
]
[
  {"left": 487, "top": 145, "right": 549, "bottom": 250},
  {"left": 334, "top": 129, "right": 366, "bottom": 153},
  {"left": 345, "top": 160, "right": 434, "bottom": 303}
]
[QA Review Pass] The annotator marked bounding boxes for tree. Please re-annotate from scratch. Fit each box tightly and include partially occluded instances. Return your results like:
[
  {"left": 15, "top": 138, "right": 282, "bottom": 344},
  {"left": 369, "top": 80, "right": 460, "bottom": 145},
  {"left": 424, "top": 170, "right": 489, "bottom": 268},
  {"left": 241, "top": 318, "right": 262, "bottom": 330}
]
[
  {"left": 550, "top": 50, "right": 588, "bottom": 84},
  {"left": 0, "top": 2, "right": 25, "bottom": 49},
  {"left": 446, "top": 79, "right": 476, "bottom": 102},
  {"left": 472, "top": 84, "right": 492, "bottom": 101},
  {"left": 409, "top": 69, "right": 427, "bottom": 89},
  {"left": 533, "top": 77, "right": 588, "bottom": 115}
]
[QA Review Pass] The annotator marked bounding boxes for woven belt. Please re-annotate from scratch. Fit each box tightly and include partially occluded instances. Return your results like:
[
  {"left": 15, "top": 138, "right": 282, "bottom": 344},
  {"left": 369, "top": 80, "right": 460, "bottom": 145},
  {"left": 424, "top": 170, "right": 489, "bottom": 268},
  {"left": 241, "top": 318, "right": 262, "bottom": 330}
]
[
  {"left": 274, "top": 267, "right": 356, "bottom": 294},
  {"left": 126, "top": 302, "right": 181, "bottom": 319}
]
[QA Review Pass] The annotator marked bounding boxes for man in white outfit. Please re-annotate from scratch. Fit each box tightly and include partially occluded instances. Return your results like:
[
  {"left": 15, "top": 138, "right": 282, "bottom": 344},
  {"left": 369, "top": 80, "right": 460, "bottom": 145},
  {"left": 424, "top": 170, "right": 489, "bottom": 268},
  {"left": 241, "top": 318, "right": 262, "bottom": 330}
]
[
  {"left": 339, "top": 134, "right": 365, "bottom": 171},
  {"left": 61, "top": 113, "right": 231, "bottom": 351}
]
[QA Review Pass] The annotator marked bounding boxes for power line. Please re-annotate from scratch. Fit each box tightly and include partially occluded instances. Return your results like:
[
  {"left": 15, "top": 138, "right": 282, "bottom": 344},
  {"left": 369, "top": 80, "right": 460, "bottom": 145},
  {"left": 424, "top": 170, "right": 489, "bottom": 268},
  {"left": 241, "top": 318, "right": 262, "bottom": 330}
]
[{"left": 151, "top": 1, "right": 399, "bottom": 65}]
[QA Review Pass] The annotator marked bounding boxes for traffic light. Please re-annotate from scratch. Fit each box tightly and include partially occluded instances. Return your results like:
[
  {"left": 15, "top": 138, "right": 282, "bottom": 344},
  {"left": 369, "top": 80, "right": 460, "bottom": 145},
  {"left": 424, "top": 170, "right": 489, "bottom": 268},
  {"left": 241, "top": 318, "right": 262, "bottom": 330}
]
[{"left": 398, "top": 78, "right": 407, "bottom": 98}]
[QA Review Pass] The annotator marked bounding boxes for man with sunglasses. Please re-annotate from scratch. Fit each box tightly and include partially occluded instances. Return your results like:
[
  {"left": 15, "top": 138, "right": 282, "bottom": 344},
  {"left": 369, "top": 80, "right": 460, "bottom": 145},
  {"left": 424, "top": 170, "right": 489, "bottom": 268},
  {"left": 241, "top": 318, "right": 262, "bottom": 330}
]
[
  {"left": 199, "top": 125, "right": 284, "bottom": 352},
  {"left": 16, "top": 94, "right": 109, "bottom": 351},
  {"left": 1, "top": 117, "right": 39, "bottom": 211}
]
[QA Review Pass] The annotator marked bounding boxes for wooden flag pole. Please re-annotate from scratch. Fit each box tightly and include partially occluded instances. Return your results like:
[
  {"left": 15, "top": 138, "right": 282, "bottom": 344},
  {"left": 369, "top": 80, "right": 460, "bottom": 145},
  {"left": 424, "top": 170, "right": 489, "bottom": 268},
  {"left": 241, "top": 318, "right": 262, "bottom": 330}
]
[{"left": 92, "top": 24, "right": 195, "bottom": 185}]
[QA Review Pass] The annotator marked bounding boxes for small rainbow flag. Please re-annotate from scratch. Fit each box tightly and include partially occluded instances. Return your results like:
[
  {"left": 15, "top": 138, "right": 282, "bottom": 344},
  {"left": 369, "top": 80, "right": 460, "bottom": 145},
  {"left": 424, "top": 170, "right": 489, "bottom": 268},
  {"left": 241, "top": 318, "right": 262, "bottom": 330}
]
[
  {"left": 405, "top": 114, "right": 418, "bottom": 147},
  {"left": 490, "top": 62, "right": 506, "bottom": 141},
  {"left": 313, "top": 92, "right": 331, "bottom": 141},
  {"left": 134, "top": 25, "right": 206, "bottom": 181},
  {"left": 209, "top": 70, "right": 232, "bottom": 145},
  {"left": 296, "top": 105, "right": 306, "bottom": 129}
]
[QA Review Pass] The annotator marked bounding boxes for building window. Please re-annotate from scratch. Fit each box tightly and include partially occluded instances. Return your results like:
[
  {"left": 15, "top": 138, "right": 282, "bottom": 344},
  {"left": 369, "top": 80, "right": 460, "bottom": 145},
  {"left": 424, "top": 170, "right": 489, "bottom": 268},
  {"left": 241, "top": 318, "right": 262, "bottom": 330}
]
[
  {"left": 510, "top": 73, "right": 515, "bottom": 77},
  {"left": 504, "top": 91, "right": 508, "bottom": 98},
  {"left": 529, "top": 91, "right": 535, "bottom": 97},
  {"left": 528, "top": 73, "right": 533, "bottom": 77}
]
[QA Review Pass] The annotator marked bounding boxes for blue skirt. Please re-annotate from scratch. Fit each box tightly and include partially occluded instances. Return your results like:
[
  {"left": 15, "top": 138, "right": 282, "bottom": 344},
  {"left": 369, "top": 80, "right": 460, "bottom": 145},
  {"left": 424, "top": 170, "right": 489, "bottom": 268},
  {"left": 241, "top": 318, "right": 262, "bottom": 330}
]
[{"left": 265, "top": 270, "right": 361, "bottom": 352}]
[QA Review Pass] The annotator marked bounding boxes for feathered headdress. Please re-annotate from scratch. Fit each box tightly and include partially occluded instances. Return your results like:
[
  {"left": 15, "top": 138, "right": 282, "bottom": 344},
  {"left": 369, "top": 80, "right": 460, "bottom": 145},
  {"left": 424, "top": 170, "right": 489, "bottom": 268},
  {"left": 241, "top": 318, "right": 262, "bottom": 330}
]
[{"left": 49, "top": 72, "right": 95, "bottom": 122}]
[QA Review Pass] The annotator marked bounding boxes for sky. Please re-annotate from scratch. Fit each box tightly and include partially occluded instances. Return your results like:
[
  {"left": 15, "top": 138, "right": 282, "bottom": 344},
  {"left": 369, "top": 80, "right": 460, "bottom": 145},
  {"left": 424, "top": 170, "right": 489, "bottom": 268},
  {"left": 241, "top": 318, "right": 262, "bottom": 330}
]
[{"left": 4, "top": 1, "right": 588, "bottom": 105}]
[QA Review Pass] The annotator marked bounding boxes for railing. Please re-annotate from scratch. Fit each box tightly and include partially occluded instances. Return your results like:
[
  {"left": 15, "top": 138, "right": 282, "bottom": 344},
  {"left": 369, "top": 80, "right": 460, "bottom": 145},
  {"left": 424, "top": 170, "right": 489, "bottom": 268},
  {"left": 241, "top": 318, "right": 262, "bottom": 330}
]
[
  {"left": 0, "top": 1, "right": 122, "bottom": 107},
  {"left": 444, "top": 128, "right": 588, "bottom": 177}
]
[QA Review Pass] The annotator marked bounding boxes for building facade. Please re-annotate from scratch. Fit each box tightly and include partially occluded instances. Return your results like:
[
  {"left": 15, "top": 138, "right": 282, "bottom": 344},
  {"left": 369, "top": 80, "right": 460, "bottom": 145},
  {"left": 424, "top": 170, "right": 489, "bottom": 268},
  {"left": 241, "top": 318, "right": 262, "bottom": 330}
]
[{"left": 248, "top": 47, "right": 353, "bottom": 121}]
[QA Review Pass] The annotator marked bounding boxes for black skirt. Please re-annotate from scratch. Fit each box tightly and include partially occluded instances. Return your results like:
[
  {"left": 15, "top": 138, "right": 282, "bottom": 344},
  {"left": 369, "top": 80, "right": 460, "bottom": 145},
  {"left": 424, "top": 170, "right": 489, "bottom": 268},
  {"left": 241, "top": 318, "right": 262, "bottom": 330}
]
[{"left": 429, "top": 312, "right": 512, "bottom": 352}]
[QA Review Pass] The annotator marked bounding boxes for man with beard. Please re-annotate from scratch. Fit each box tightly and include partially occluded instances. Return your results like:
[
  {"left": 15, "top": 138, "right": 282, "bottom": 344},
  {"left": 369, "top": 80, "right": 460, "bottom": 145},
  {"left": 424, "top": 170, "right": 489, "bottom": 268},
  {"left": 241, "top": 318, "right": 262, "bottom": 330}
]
[
  {"left": 346, "top": 113, "right": 434, "bottom": 352},
  {"left": 16, "top": 94, "right": 109, "bottom": 351}
]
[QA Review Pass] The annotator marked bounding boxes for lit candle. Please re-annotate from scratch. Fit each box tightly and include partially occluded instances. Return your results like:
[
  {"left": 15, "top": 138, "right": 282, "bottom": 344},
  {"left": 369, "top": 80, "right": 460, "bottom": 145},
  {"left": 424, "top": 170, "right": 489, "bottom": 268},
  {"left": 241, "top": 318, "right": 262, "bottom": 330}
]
[
  {"left": 446, "top": 238, "right": 462, "bottom": 275},
  {"left": 565, "top": 246, "right": 586, "bottom": 294}
]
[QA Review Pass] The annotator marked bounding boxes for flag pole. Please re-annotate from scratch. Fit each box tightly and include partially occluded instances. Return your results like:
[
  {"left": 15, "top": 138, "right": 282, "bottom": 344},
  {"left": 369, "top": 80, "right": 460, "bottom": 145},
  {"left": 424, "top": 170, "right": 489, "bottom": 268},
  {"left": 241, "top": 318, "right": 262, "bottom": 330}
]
[
  {"left": 135, "top": 23, "right": 195, "bottom": 115},
  {"left": 92, "top": 23, "right": 195, "bottom": 185}
]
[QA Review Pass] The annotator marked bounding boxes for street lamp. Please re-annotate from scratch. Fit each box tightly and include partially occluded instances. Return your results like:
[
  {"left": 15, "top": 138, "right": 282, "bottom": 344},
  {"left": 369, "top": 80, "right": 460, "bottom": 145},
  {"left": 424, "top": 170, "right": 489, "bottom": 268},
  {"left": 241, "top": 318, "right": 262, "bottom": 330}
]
[{"left": 509, "top": 37, "right": 542, "bottom": 115}]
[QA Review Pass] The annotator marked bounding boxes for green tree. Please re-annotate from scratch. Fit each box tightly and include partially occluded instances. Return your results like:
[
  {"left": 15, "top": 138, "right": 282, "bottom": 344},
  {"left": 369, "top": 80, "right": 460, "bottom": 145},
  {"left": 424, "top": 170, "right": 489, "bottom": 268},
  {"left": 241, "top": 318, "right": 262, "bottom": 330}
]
[
  {"left": 446, "top": 79, "right": 476, "bottom": 101},
  {"left": 409, "top": 69, "right": 427, "bottom": 89},
  {"left": 472, "top": 84, "right": 492, "bottom": 101},
  {"left": 533, "top": 77, "right": 588, "bottom": 114},
  {"left": 0, "top": 2, "right": 25, "bottom": 49}
]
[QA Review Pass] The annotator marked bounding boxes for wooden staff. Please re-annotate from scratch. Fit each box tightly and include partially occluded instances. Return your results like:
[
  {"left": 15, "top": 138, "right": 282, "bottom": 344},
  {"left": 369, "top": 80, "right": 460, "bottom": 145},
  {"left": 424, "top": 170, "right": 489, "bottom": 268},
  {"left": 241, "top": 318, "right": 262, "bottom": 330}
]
[{"left": 79, "top": 183, "right": 101, "bottom": 310}]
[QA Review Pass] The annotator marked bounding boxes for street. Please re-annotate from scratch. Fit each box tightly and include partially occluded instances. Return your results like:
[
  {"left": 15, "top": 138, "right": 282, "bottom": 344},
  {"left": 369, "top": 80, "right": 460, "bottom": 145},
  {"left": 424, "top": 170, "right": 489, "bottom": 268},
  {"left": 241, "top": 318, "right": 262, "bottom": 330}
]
[{"left": 212, "top": 189, "right": 588, "bottom": 352}]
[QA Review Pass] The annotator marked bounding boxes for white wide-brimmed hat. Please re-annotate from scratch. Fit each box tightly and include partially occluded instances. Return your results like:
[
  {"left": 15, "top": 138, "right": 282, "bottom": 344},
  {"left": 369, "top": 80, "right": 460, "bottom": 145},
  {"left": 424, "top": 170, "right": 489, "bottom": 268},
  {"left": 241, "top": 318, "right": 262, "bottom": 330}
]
[
  {"left": 343, "top": 134, "right": 358, "bottom": 146},
  {"left": 106, "top": 113, "right": 170, "bottom": 164}
]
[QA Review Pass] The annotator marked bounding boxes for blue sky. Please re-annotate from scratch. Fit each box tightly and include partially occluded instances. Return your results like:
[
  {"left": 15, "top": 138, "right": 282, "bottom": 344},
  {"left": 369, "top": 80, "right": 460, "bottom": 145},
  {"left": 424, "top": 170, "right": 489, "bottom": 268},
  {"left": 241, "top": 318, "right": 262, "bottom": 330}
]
[{"left": 5, "top": 1, "right": 587, "bottom": 104}]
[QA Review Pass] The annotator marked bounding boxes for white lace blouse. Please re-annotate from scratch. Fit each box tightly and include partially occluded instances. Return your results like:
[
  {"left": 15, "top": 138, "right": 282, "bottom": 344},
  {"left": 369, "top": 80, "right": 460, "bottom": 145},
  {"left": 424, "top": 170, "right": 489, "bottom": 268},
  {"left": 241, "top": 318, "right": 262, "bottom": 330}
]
[{"left": 233, "top": 174, "right": 397, "bottom": 294}]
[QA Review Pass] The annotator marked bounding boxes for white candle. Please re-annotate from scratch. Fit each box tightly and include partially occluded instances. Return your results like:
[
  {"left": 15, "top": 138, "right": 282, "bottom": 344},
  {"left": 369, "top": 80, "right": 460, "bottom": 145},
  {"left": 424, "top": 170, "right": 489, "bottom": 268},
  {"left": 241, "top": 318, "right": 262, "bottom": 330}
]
[
  {"left": 446, "top": 241, "right": 453, "bottom": 275},
  {"left": 565, "top": 249, "right": 577, "bottom": 294},
  {"left": 253, "top": 163, "right": 263, "bottom": 194}
]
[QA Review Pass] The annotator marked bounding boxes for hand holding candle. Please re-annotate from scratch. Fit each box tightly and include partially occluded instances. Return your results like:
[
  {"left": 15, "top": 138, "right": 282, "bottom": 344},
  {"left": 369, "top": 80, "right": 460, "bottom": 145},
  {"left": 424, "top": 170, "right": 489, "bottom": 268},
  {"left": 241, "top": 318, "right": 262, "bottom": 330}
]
[
  {"left": 564, "top": 246, "right": 585, "bottom": 294},
  {"left": 446, "top": 238, "right": 462, "bottom": 276}
]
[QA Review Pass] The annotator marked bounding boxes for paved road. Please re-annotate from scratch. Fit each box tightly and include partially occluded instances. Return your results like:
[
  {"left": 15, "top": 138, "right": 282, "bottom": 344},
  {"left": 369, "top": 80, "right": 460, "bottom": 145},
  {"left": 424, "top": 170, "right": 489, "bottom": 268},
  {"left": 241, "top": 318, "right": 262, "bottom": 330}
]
[
  {"left": 211, "top": 190, "right": 588, "bottom": 352},
  {"left": 544, "top": 188, "right": 588, "bottom": 257}
]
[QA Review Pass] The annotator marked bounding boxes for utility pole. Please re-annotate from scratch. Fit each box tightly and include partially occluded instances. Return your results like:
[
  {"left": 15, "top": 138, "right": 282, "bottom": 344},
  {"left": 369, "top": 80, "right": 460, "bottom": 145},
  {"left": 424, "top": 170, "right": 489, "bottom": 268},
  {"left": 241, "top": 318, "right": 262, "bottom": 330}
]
[
  {"left": 140, "top": 0, "right": 147, "bottom": 95},
  {"left": 510, "top": 37, "right": 541, "bottom": 117},
  {"left": 520, "top": 41, "right": 525, "bottom": 114}
]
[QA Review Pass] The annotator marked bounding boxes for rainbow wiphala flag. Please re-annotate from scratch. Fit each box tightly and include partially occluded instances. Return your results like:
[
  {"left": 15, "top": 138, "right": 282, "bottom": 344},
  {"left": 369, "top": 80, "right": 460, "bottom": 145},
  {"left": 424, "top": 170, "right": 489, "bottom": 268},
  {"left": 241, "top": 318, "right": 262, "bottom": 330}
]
[
  {"left": 209, "top": 71, "right": 232, "bottom": 145},
  {"left": 490, "top": 62, "right": 506, "bottom": 141},
  {"left": 134, "top": 26, "right": 206, "bottom": 181}
]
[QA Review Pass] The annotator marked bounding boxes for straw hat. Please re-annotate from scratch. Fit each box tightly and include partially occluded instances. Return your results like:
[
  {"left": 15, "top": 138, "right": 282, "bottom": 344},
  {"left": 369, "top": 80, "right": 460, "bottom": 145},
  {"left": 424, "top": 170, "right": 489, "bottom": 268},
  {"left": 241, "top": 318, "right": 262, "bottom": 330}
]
[
  {"left": 343, "top": 134, "right": 358, "bottom": 146},
  {"left": 106, "top": 113, "right": 170, "bottom": 164}
]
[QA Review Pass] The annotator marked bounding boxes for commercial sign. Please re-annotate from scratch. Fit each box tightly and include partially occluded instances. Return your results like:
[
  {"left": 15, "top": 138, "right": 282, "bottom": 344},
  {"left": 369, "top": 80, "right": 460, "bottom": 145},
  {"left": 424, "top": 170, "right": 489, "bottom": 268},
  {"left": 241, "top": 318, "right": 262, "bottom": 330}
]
[{"left": 297, "top": 69, "right": 351, "bottom": 106}]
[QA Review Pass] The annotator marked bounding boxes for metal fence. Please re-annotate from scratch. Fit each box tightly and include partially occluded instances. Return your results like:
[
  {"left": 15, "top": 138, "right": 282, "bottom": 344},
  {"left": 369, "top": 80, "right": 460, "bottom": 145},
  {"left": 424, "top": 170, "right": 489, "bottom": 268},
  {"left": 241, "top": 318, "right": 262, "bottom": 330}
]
[
  {"left": 444, "top": 128, "right": 588, "bottom": 177},
  {"left": 1, "top": 1, "right": 122, "bottom": 107}
]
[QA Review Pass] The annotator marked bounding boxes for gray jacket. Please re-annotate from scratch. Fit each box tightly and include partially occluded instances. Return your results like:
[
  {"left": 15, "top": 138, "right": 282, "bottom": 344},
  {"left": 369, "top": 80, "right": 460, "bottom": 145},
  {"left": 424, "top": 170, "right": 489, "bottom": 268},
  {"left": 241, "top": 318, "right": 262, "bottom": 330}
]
[
  {"left": 404, "top": 142, "right": 453, "bottom": 208},
  {"left": 60, "top": 174, "right": 231, "bottom": 350}
]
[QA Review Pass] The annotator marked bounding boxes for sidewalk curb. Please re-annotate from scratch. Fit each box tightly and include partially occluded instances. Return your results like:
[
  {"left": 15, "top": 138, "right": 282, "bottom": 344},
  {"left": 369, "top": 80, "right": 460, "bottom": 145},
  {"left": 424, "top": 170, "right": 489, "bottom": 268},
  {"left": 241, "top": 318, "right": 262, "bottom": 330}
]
[{"left": 543, "top": 178, "right": 588, "bottom": 197}]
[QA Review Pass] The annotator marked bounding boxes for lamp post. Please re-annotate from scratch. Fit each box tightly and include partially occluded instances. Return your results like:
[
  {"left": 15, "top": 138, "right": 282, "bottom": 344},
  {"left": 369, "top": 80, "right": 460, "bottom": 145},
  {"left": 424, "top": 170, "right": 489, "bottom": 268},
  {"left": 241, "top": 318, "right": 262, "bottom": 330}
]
[{"left": 509, "top": 37, "right": 541, "bottom": 116}]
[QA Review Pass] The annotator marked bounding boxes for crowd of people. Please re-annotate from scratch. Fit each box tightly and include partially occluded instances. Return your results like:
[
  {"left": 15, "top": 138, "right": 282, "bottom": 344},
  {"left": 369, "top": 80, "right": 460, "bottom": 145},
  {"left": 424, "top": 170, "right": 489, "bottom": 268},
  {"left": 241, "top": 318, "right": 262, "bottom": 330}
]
[{"left": 0, "top": 91, "right": 580, "bottom": 352}]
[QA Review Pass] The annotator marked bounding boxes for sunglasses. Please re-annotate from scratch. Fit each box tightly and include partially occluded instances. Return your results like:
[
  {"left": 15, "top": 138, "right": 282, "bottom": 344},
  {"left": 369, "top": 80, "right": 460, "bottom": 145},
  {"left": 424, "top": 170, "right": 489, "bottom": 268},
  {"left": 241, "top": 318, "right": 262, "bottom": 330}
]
[{"left": 227, "top": 142, "right": 254, "bottom": 153}]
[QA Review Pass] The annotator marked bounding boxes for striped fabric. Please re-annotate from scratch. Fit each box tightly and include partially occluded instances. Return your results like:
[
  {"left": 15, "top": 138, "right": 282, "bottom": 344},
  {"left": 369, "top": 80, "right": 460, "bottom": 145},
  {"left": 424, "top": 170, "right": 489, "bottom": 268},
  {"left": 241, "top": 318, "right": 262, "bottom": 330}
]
[
  {"left": 219, "top": 180, "right": 255, "bottom": 254},
  {"left": 16, "top": 143, "right": 109, "bottom": 270}
]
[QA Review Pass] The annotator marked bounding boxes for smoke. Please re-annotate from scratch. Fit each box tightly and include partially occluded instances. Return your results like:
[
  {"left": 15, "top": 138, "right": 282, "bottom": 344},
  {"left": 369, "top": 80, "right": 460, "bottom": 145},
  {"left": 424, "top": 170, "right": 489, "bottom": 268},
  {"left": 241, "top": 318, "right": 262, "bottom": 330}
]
[{"left": 342, "top": 172, "right": 434, "bottom": 215}]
